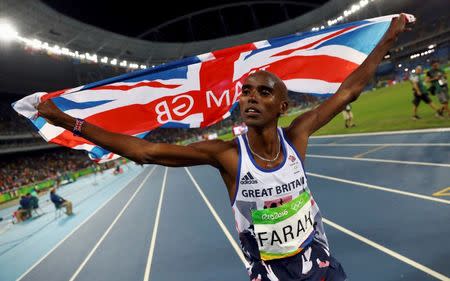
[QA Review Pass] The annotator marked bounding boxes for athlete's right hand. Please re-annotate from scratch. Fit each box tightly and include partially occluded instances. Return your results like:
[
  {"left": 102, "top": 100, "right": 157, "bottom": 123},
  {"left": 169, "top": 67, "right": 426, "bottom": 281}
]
[{"left": 36, "top": 99, "right": 69, "bottom": 126}]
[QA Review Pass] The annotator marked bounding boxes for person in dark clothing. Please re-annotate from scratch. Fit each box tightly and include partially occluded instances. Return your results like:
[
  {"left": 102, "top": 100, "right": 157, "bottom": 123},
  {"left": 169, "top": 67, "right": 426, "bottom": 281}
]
[
  {"left": 19, "top": 194, "right": 32, "bottom": 210},
  {"left": 427, "top": 60, "right": 449, "bottom": 117},
  {"left": 50, "top": 188, "right": 73, "bottom": 215},
  {"left": 15, "top": 195, "right": 33, "bottom": 222},
  {"left": 409, "top": 65, "right": 442, "bottom": 120}
]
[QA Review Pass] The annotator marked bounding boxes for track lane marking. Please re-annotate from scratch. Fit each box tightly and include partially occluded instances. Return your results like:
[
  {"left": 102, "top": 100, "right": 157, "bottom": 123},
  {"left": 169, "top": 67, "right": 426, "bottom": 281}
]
[
  {"left": 432, "top": 187, "right": 450, "bottom": 197},
  {"left": 68, "top": 166, "right": 157, "bottom": 281},
  {"left": 184, "top": 167, "right": 249, "bottom": 268},
  {"left": 353, "top": 145, "right": 388, "bottom": 158},
  {"left": 16, "top": 166, "right": 152, "bottom": 281},
  {"left": 308, "top": 154, "right": 450, "bottom": 168},
  {"left": 323, "top": 218, "right": 449, "bottom": 280},
  {"left": 310, "top": 128, "right": 450, "bottom": 139},
  {"left": 143, "top": 167, "right": 168, "bottom": 281},
  {"left": 309, "top": 143, "right": 450, "bottom": 147},
  {"left": 307, "top": 172, "right": 450, "bottom": 204}
]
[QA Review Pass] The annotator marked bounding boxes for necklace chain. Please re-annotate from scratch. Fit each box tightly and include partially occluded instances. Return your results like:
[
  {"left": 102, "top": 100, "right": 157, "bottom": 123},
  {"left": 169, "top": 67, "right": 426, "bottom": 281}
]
[{"left": 246, "top": 133, "right": 281, "bottom": 162}]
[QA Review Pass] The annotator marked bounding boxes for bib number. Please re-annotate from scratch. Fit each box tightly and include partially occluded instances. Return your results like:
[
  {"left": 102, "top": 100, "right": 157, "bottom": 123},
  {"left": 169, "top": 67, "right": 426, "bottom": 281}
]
[{"left": 251, "top": 191, "right": 315, "bottom": 260}]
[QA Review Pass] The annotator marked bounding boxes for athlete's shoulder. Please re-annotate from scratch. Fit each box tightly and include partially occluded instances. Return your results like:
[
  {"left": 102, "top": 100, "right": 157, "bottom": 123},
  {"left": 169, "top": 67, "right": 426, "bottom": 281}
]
[{"left": 189, "top": 137, "right": 238, "bottom": 153}]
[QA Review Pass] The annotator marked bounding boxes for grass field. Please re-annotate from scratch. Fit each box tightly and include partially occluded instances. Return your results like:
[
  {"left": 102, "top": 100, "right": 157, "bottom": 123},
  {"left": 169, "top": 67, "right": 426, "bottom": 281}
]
[{"left": 219, "top": 74, "right": 450, "bottom": 140}]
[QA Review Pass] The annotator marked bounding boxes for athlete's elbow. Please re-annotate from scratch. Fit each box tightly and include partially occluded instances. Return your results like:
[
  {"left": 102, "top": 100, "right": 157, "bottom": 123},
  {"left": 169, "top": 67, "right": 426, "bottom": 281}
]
[
  {"left": 138, "top": 143, "right": 163, "bottom": 164},
  {"left": 127, "top": 145, "right": 155, "bottom": 165}
]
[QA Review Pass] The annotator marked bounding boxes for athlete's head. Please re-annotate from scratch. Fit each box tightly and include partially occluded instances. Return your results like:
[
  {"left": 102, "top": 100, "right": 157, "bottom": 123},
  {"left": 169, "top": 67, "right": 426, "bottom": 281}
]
[
  {"left": 239, "top": 70, "right": 289, "bottom": 128},
  {"left": 415, "top": 65, "right": 422, "bottom": 74},
  {"left": 431, "top": 60, "right": 440, "bottom": 70}
]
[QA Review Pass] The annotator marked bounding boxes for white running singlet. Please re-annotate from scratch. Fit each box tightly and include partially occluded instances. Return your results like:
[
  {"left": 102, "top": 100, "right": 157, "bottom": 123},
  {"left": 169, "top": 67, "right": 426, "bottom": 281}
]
[{"left": 232, "top": 128, "right": 329, "bottom": 263}]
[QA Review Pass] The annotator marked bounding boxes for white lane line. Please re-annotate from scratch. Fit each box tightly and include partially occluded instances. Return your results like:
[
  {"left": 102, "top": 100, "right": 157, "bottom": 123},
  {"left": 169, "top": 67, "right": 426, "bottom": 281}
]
[
  {"left": 353, "top": 145, "right": 388, "bottom": 158},
  {"left": 16, "top": 165, "right": 151, "bottom": 281},
  {"left": 143, "top": 167, "right": 168, "bottom": 281},
  {"left": 307, "top": 172, "right": 450, "bottom": 204},
  {"left": 184, "top": 167, "right": 249, "bottom": 268},
  {"left": 309, "top": 143, "right": 450, "bottom": 147},
  {"left": 311, "top": 127, "right": 450, "bottom": 139},
  {"left": 307, "top": 154, "right": 450, "bottom": 168},
  {"left": 68, "top": 166, "right": 157, "bottom": 281},
  {"left": 322, "top": 218, "right": 449, "bottom": 281}
]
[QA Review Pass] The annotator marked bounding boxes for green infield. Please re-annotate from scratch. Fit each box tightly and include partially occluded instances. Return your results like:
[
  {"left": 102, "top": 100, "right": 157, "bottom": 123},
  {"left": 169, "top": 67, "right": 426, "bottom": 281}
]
[{"left": 219, "top": 72, "right": 449, "bottom": 140}]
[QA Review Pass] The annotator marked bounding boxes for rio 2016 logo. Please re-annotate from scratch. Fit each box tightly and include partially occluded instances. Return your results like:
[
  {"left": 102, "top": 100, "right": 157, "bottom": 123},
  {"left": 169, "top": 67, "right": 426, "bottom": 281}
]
[{"left": 261, "top": 210, "right": 288, "bottom": 221}]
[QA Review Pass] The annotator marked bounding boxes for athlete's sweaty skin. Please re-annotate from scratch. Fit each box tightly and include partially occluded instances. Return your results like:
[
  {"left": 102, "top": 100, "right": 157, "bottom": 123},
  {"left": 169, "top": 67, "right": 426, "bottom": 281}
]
[{"left": 37, "top": 15, "right": 409, "bottom": 203}]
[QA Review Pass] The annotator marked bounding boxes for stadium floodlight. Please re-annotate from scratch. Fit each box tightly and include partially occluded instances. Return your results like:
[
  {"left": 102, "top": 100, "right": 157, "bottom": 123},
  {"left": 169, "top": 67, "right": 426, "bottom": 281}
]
[
  {"left": 428, "top": 44, "right": 435, "bottom": 49},
  {"left": 140, "top": 64, "right": 147, "bottom": 69},
  {"left": 120, "top": 60, "right": 127, "bottom": 67},
  {"left": 110, "top": 58, "right": 118, "bottom": 65},
  {"left": 0, "top": 21, "right": 18, "bottom": 42},
  {"left": 398, "top": 64, "right": 402, "bottom": 67},
  {"left": 404, "top": 68, "right": 408, "bottom": 72}
]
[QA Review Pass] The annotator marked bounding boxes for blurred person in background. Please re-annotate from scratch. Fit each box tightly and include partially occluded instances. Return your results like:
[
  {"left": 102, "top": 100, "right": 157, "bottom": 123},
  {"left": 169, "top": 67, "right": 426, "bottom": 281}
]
[
  {"left": 342, "top": 104, "right": 356, "bottom": 128},
  {"left": 427, "top": 60, "right": 449, "bottom": 117},
  {"left": 50, "top": 188, "right": 73, "bottom": 215},
  {"left": 409, "top": 65, "right": 442, "bottom": 120}
]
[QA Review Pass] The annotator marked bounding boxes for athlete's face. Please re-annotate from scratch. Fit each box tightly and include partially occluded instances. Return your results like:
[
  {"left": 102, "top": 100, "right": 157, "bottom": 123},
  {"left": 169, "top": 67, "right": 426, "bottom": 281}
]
[{"left": 239, "top": 71, "right": 288, "bottom": 127}]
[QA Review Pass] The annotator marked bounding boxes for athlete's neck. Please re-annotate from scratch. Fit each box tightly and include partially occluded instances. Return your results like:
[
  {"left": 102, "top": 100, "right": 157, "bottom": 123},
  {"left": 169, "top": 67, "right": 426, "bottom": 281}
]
[{"left": 247, "top": 125, "right": 280, "bottom": 158}]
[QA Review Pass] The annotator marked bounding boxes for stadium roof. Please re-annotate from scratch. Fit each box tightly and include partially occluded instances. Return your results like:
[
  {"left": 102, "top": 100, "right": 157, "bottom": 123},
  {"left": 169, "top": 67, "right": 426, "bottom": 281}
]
[
  {"left": 42, "top": 0, "right": 328, "bottom": 42},
  {"left": 1, "top": 0, "right": 382, "bottom": 63}
]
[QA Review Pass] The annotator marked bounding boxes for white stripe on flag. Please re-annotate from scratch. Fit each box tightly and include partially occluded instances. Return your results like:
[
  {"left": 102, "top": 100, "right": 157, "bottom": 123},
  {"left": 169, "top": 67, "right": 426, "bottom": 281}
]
[{"left": 284, "top": 79, "right": 341, "bottom": 94}]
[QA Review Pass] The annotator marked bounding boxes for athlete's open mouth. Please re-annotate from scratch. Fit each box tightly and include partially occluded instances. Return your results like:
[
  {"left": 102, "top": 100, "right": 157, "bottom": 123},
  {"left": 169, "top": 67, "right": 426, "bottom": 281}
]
[{"left": 244, "top": 107, "right": 261, "bottom": 114}]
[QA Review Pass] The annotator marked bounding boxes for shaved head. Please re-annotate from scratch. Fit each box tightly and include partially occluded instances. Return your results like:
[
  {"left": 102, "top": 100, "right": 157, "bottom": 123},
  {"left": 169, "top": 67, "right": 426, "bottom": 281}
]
[{"left": 246, "top": 70, "right": 288, "bottom": 101}]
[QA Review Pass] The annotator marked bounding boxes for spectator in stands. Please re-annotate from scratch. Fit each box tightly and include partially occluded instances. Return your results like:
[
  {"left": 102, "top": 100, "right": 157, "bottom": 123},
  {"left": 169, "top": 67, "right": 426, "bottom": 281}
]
[
  {"left": 409, "top": 66, "right": 442, "bottom": 120},
  {"left": 342, "top": 104, "right": 356, "bottom": 128},
  {"left": 50, "top": 188, "right": 73, "bottom": 215},
  {"left": 427, "top": 60, "right": 449, "bottom": 117}
]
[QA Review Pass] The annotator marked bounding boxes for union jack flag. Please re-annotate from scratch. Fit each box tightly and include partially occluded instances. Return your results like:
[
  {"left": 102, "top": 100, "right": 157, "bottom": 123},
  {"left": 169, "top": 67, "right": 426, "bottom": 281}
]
[{"left": 13, "top": 14, "right": 413, "bottom": 162}]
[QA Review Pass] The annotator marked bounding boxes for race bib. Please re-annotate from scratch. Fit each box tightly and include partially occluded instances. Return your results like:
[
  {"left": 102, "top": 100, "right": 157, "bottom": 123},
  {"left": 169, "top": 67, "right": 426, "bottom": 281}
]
[{"left": 251, "top": 191, "right": 315, "bottom": 261}]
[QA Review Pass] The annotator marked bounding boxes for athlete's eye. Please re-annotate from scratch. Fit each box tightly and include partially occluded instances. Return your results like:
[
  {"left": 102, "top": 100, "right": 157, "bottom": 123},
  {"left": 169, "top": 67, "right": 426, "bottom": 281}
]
[
  {"left": 261, "top": 89, "right": 271, "bottom": 96},
  {"left": 242, "top": 89, "right": 250, "bottom": 96}
]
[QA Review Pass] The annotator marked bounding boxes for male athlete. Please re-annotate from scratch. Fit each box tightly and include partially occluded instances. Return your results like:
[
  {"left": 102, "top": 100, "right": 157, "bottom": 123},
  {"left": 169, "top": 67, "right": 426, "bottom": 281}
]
[{"left": 36, "top": 15, "right": 409, "bottom": 281}]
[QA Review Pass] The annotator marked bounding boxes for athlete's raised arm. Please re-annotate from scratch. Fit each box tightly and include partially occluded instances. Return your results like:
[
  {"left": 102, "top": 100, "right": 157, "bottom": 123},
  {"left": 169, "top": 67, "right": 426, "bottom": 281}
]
[
  {"left": 287, "top": 14, "right": 409, "bottom": 139},
  {"left": 36, "top": 99, "right": 229, "bottom": 168}
]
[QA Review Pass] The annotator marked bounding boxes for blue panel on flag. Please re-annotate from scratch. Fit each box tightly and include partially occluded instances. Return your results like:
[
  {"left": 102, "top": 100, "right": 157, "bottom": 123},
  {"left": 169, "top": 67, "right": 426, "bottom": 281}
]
[
  {"left": 315, "top": 22, "right": 390, "bottom": 55},
  {"left": 244, "top": 20, "right": 369, "bottom": 60},
  {"left": 160, "top": 122, "right": 191, "bottom": 128},
  {"left": 89, "top": 146, "right": 110, "bottom": 159},
  {"left": 32, "top": 116, "right": 47, "bottom": 130},
  {"left": 125, "top": 66, "right": 189, "bottom": 82},
  {"left": 52, "top": 97, "right": 113, "bottom": 111}
]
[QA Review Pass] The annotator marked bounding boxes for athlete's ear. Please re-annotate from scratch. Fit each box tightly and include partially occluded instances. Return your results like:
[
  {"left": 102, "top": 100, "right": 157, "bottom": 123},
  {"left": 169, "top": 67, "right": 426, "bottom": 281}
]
[{"left": 280, "top": 100, "right": 288, "bottom": 115}]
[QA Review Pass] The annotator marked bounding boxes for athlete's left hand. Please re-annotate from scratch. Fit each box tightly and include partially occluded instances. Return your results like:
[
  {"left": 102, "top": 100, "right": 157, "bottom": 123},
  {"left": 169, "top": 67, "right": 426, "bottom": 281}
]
[{"left": 384, "top": 13, "right": 413, "bottom": 42}]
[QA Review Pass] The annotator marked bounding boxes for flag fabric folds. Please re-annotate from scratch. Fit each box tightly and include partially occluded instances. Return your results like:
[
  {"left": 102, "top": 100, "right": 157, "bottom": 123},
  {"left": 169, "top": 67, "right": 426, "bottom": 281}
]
[{"left": 13, "top": 14, "right": 413, "bottom": 162}]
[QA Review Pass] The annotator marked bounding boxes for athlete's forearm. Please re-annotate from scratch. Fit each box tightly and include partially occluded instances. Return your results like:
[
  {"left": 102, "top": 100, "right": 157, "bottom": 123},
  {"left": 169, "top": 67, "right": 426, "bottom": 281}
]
[
  {"left": 56, "top": 115, "right": 154, "bottom": 163},
  {"left": 37, "top": 100, "right": 220, "bottom": 167}
]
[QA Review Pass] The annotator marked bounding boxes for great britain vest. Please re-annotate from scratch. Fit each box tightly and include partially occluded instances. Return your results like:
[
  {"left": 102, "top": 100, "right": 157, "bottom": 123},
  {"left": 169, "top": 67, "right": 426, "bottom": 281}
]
[{"left": 232, "top": 128, "right": 329, "bottom": 262}]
